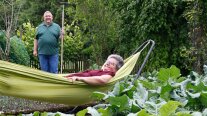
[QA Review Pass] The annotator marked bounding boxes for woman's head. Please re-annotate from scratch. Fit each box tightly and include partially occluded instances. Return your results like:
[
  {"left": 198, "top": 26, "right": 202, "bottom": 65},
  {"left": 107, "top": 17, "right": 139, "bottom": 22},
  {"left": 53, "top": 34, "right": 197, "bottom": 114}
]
[{"left": 102, "top": 54, "right": 124, "bottom": 72}]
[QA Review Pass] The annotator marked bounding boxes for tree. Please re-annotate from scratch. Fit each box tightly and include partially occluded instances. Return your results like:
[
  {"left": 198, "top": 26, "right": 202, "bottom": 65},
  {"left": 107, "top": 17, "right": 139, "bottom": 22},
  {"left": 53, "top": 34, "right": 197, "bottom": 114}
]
[
  {"left": 74, "top": 0, "right": 120, "bottom": 64},
  {"left": 184, "top": 0, "right": 207, "bottom": 74},
  {"left": 108, "top": 0, "right": 192, "bottom": 73},
  {"left": 18, "top": 0, "right": 62, "bottom": 27},
  {"left": 0, "top": 0, "right": 25, "bottom": 60}
]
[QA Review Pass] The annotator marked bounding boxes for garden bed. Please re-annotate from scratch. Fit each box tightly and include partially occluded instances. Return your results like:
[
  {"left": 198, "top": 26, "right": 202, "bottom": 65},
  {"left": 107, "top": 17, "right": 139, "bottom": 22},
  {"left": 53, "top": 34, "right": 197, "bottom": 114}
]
[{"left": 0, "top": 96, "right": 90, "bottom": 115}]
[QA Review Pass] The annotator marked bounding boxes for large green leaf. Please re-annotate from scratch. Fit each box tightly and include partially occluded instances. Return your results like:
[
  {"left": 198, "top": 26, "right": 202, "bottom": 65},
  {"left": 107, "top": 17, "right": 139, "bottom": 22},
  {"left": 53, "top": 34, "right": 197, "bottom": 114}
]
[
  {"left": 87, "top": 107, "right": 101, "bottom": 116},
  {"left": 137, "top": 109, "right": 151, "bottom": 116},
  {"left": 158, "top": 65, "right": 181, "bottom": 82},
  {"left": 111, "top": 82, "right": 121, "bottom": 96},
  {"left": 186, "top": 80, "right": 207, "bottom": 93},
  {"left": 33, "top": 111, "right": 40, "bottom": 116},
  {"left": 108, "top": 94, "right": 130, "bottom": 112},
  {"left": 139, "top": 80, "right": 158, "bottom": 90},
  {"left": 144, "top": 97, "right": 166, "bottom": 115},
  {"left": 131, "top": 101, "right": 141, "bottom": 113},
  {"left": 133, "top": 83, "right": 148, "bottom": 108},
  {"left": 77, "top": 109, "right": 88, "bottom": 116},
  {"left": 176, "top": 112, "right": 191, "bottom": 116},
  {"left": 159, "top": 101, "right": 181, "bottom": 116},
  {"left": 200, "top": 92, "right": 207, "bottom": 107},
  {"left": 160, "top": 84, "right": 173, "bottom": 101},
  {"left": 92, "top": 91, "right": 107, "bottom": 100},
  {"left": 98, "top": 108, "right": 112, "bottom": 116}
]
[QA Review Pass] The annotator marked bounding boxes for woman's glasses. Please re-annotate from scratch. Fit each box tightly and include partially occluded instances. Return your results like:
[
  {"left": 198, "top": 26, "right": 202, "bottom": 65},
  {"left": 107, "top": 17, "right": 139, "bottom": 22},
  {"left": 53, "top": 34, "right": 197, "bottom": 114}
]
[{"left": 105, "top": 60, "right": 116, "bottom": 67}]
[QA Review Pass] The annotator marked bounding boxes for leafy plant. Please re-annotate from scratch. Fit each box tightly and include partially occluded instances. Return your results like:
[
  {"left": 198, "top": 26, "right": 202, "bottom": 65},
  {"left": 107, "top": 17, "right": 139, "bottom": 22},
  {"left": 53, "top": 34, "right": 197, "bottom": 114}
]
[
  {"left": 17, "top": 22, "right": 36, "bottom": 58},
  {"left": 76, "top": 65, "right": 207, "bottom": 115},
  {"left": 9, "top": 36, "right": 30, "bottom": 66},
  {"left": 0, "top": 31, "right": 6, "bottom": 60}
]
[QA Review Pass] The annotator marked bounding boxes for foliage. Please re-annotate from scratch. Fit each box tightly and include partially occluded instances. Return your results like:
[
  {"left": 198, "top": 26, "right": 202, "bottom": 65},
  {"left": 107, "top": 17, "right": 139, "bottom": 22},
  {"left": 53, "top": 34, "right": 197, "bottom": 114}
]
[
  {"left": 1, "top": 1, "right": 207, "bottom": 115},
  {"left": 17, "top": 22, "right": 39, "bottom": 64},
  {"left": 0, "top": 0, "right": 26, "bottom": 60},
  {"left": 63, "top": 22, "right": 84, "bottom": 61},
  {"left": 9, "top": 36, "right": 30, "bottom": 66},
  {"left": 17, "top": 22, "right": 36, "bottom": 59},
  {"left": 183, "top": 0, "right": 207, "bottom": 73},
  {"left": 0, "top": 31, "right": 6, "bottom": 50},
  {"left": 76, "top": 65, "right": 207, "bottom": 115},
  {"left": 2, "top": 0, "right": 205, "bottom": 74},
  {"left": 0, "top": 31, "right": 6, "bottom": 60},
  {"left": 18, "top": 0, "right": 63, "bottom": 26},
  {"left": 0, "top": 0, "right": 26, "bottom": 31},
  {"left": 1, "top": 0, "right": 207, "bottom": 74},
  {"left": 108, "top": 0, "right": 192, "bottom": 73},
  {"left": 18, "top": 111, "right": 66, "bottom": 116},
  {"left": 75, "top": 0, "right": 120, "bottom": 64}
]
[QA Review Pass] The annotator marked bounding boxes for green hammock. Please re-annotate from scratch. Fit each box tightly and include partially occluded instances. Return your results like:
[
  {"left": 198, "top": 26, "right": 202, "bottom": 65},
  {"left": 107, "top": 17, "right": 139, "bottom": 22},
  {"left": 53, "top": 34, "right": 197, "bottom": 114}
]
[
  {"left": 0, "top": 52, "right": 140, "bottom": 105},
  {"left": 0, "top": 40, "right": 155, "bottom": 105}
]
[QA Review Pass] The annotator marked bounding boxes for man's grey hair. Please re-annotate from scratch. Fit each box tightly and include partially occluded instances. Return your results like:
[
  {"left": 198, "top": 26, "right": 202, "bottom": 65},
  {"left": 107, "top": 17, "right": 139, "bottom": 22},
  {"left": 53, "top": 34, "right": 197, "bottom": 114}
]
[
  {"left": 44, "top": 11, "right": 53, "bottom": 17},
  {"left": 107, "top": 54, "right": 124, "bottom": 70}
]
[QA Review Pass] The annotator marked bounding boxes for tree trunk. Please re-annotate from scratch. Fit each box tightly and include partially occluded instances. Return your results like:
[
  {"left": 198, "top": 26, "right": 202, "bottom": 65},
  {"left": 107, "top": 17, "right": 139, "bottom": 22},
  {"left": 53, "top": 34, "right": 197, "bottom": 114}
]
[
  {"left": 0, "top": 47, "right": 5, "bottom": 60},
  {"left": 5, "top": 29, "right": 11, "bottom": 61},
  {"left": 191, "top": 25, "right": 205, "bottom": 74}
]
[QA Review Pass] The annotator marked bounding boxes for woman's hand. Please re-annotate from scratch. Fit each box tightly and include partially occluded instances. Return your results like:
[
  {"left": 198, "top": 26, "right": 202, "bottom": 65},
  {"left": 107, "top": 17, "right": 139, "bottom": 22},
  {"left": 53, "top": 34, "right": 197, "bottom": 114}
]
[
  {"left": 67, "top": 76, "right": 82, "bottom": 82},
  {"left": 66, "top": 75, "right": 112, "bottom": 85}
]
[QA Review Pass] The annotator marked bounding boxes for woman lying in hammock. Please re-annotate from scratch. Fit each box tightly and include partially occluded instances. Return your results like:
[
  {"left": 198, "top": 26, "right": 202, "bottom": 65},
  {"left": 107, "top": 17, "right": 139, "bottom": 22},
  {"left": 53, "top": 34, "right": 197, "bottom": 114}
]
[{"left": 65, "top": 54, "right": 124, "bottom": 85}]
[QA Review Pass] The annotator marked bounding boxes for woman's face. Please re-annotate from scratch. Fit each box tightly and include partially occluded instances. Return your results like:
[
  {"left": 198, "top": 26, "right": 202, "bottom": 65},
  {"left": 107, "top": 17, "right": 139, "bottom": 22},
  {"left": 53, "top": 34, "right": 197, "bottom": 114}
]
[{"left": 102, "top": 58, "right": 118, "bottom": 72}]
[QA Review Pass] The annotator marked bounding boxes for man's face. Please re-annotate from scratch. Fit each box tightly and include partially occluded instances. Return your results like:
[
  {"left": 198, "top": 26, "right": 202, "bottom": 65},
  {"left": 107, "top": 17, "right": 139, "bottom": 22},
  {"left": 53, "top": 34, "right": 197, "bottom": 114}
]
[{"left": 44, "top": 12, "right": 53, "bottom": 24}]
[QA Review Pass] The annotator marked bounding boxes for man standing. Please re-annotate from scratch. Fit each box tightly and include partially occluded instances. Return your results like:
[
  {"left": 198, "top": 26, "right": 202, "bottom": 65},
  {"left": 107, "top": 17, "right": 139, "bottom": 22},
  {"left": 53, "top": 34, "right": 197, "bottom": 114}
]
[{"left": 33, "top": 11, "right": 62, "bottom": 73}]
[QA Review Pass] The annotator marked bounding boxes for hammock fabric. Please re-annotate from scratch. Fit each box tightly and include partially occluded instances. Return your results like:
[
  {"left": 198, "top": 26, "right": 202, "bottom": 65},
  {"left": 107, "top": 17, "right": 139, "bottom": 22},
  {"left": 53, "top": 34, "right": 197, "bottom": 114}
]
[{"left": 0, "top": 52, "right": 140, "bottom": 105}]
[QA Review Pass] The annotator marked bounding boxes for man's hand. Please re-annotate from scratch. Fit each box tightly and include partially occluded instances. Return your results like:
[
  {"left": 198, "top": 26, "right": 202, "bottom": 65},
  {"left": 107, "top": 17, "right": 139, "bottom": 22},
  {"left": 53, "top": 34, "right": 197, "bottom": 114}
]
[
  {"left": 33, "top": 39, "right": 38, "bottom": 56},
  {"left": 33, "top": 50, "right": 37, "bottom": 56},
  {"left": 61, "top": 28, "right": 65, "bottom": 35},
  {"left": 60, "top": 28, "right": 65, "bottom": 39}
]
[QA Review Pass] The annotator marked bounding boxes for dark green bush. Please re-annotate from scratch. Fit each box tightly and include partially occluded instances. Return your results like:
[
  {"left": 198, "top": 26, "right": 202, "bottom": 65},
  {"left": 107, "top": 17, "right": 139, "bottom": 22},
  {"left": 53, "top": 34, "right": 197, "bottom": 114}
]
[
  {"left": 0, "top": 31, "right": 6, "bottom": 60},
  {"left": 0, "top": 31, "right": 6, "bottom": 50},
  {"left": 10, "top": 36, "right": 30, "bottom": 66}
]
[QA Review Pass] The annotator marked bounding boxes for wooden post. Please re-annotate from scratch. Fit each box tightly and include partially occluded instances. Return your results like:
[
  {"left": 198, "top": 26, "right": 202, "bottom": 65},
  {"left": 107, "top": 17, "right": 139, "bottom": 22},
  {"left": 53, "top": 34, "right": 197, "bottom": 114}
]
[{"left": 60, "top": 5, "right": 64, "bottom": 74}]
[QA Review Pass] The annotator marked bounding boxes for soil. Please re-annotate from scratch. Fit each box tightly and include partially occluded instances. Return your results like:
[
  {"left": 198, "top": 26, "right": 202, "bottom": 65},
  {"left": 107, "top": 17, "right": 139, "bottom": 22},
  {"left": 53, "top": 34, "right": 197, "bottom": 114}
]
[{"left": 0, "top": 96, "right": 91, "bottom": 115}]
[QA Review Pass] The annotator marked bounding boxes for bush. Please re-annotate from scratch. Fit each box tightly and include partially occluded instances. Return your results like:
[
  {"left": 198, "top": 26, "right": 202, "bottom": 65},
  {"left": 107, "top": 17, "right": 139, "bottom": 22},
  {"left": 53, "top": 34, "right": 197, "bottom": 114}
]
[
  {"left": 9, "top": 36, "right": 30, "bottom": 66},
  {"left": 0, "top": 31, "right": 6, "bottom": 50},
  {"left": 0, "top": 31, "right": 6, "bottom": 60}
]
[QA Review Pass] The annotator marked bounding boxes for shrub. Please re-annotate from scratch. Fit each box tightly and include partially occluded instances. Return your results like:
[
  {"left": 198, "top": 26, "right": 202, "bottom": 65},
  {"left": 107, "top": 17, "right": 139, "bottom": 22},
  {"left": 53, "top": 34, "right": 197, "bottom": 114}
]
[
  {"left": 0, "top": 31, "right": 6, "bottom": 60},
  {"left": 10, "top": 36, "right": 30, "bottom": 66}
]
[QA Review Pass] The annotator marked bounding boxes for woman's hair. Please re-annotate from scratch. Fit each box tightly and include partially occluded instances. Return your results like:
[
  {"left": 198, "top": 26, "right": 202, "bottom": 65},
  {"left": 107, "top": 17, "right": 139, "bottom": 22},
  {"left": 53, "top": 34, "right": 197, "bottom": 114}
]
[{"left": 107, "top": 54, "right": 124, "bottom": 70}]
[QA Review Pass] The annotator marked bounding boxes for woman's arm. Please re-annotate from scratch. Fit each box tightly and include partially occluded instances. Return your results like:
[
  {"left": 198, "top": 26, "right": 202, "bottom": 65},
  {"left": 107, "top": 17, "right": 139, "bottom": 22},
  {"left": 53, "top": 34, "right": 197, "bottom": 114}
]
[{"left": 68, "top": 75, "right": 113, "bottom": 85}]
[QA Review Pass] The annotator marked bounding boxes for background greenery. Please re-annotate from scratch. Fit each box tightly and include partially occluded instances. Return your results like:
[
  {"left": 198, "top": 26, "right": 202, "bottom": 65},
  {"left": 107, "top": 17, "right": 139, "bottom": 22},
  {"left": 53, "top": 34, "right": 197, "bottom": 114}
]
[
  {"left": 0, "top": 0, "right": 207, "bottom": 75},
  {"left": 1, "top": 0, "right": 207, "bottom": 115}
]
